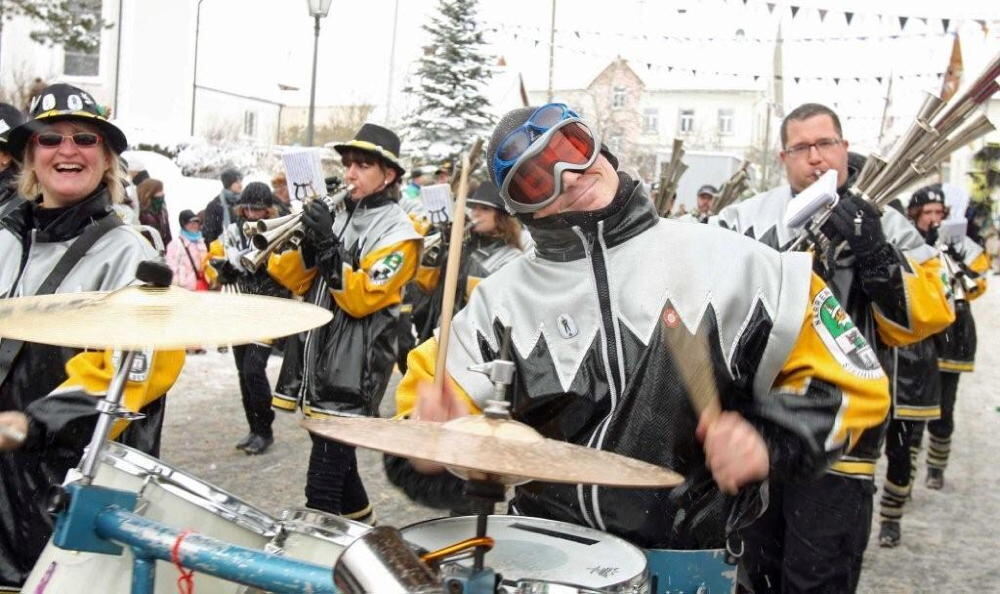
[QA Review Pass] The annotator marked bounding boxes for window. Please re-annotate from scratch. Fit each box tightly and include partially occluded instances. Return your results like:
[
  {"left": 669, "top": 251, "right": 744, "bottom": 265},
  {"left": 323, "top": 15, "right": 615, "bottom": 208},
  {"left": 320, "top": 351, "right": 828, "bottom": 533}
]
[
  {"left": 243, "top": 110, "right": 257, "bottom": 137},
  {"left": 607, "top": 127, "right": 624, "bottom": 153},
  {"left": 643, "top": 108, "right": 659, "bottom": 134},
  {"left": 679, "top": 109, "right": 695, "bottom": 134},
  {"left": 62, "top": 0, "right": 103, "bottom": 77},
  {"left": 718, "top": 109, "right": 734, "bottom": 135},
  {"left": 612, "top": 86, "right": 627, "bottom": 109}
]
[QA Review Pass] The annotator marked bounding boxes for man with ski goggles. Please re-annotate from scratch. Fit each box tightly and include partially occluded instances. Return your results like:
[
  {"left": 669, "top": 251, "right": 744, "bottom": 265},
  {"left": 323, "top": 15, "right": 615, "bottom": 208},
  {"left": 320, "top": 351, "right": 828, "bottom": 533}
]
[{"left": 391, "top": 104, "right": 888, "bottom": 585}]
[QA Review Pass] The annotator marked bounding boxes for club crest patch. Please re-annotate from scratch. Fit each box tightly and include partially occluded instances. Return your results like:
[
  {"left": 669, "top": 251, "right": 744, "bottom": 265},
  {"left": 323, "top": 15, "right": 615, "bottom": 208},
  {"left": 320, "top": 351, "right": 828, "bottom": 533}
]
[
  {"left": 370, "top": 252, "right": 404, "bottom": 285},
  {"left": 812, "top": 288, "right": 882, "bottom": 379}
]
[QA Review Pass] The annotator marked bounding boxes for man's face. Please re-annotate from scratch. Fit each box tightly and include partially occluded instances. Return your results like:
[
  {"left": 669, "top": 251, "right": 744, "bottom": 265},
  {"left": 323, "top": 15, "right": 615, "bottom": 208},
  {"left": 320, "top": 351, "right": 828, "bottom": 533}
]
[
  {"left": 915, "top": 203, "right": 945, "bottom": 232},
  {"left": 697, "top": 193, "right": 713, "bottom": 214},
  {"left": 532, "top": 154, "right": 619, "bottom": 218},
  {"left": 780, "top": 114, "right": 849, "bottom": 193}
]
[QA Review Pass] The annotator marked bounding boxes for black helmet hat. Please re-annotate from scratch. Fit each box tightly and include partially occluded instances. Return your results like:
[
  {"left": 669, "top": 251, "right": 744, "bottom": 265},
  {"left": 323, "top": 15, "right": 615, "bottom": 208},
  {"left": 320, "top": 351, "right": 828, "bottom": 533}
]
[
  {"left": 6, "top": 83, "right": 127, "bottom": 159},
  {"left": 0, "top": 103, "right": 26, "bottom": 147},
  {"left": 333, "top": 123, "right": 406, "bottom": 178},
  {"left": 909, "top": 184, "right": 946, "bottom": 209},
  {"left": 466, "top": 180, "right": 507, "bottom": 212},
  {"left": 239, "top": 181, "right": 275, "bottom": 209}
]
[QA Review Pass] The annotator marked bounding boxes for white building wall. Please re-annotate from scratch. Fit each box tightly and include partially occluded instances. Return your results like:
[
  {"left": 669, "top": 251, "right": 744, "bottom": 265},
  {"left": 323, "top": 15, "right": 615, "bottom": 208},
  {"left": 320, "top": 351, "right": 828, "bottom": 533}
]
[
  {"left": 638, "top": 90, "right": 761, "bottom": 154},
  {"left": 193, "top": 89, "right": 281, "bottom": 145}
]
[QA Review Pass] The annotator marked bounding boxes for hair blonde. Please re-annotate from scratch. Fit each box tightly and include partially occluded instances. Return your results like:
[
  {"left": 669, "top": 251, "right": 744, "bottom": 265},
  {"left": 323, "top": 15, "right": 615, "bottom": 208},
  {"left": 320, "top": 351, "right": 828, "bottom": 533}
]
[{"left": 16, "top": 123, "right": 126, "bottom": 205}]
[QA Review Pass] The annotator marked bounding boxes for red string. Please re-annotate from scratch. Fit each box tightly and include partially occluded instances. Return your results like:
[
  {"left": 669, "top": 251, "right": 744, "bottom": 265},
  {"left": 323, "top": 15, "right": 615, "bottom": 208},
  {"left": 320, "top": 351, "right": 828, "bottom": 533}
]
[{"left": 170, "top": 529, "right": 196, "bottom": 594}]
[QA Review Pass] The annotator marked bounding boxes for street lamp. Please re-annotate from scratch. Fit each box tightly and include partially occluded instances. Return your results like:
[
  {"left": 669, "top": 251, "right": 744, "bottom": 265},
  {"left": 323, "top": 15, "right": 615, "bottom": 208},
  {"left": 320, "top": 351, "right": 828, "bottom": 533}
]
[{"left": 306, "top": 0, "right": 333, "bottom": 146}]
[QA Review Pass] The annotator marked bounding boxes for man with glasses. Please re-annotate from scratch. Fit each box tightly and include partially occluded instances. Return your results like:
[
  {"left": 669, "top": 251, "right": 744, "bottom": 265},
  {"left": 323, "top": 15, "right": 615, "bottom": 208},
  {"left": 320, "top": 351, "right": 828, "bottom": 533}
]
[
  {"left": 388, "top": 104, "right": 889, "bottom": 586},
  {"left": 714, "top": 103, "right": 953, "bottom": 592}
]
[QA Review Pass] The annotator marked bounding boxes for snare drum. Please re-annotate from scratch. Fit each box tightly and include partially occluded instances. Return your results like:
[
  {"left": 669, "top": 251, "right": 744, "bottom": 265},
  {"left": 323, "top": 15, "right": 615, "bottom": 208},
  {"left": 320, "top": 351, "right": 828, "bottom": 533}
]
[
  {"left": 401, "top": 515, "right": 650, "bottom": 593},
  {"left": 268, "top": 508, "right": 371, "bottom": 567},
  {"left": 23, "top": 443, "right": 277, "bottom": 594}
]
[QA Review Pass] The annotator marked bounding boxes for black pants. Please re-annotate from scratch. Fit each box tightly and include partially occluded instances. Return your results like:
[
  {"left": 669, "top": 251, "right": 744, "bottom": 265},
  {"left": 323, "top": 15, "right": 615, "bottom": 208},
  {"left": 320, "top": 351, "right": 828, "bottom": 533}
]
[
  {"left": 305, "top": 433, "right": 370, "bottom": 518},
  {"left": 880, "top": 419, "right": 923, "bottom": 522},
  {"left": 740, "top": 474, "right": 874, "bottom": 593},
  {"left": 928, "top": 371, "right": 959, "bottom": 440},
  {"left": 232, "top": 343, "right": 274, "bottom": 438}
]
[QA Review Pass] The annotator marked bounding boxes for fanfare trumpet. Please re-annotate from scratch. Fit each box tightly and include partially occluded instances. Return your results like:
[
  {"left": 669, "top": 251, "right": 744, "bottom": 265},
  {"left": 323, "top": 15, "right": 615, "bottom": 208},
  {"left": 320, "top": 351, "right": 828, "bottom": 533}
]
[
  {"left": 240, "top": 184, "right": 355, "bottom": 271},
  {"left": 421, "top": 216, "right": 478, "bottom": 264}
]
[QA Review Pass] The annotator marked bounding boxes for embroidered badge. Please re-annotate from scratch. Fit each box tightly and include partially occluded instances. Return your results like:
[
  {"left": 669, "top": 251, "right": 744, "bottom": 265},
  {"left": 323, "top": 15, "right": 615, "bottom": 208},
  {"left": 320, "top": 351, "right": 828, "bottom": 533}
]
[
  {"left": 811, "top": 288, "right": 882, "bottom": 379},
  {"left": 662, "top": 307, "right": 681, "bottom": 329},
  {"left": 370, "top": 252, "right": 404, "bottom": 285},
  {"left": 556, "top": 314, "right": 579, "bottom": 339},
  {"left": 112, "top": 348, "right": 152, "bottom": 382}
]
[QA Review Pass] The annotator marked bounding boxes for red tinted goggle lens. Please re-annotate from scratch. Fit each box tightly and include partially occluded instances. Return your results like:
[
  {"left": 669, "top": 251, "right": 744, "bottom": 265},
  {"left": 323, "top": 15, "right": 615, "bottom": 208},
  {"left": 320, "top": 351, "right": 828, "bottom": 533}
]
[{"left": 507, "top": 122, "right": 596, "bottom": 205}]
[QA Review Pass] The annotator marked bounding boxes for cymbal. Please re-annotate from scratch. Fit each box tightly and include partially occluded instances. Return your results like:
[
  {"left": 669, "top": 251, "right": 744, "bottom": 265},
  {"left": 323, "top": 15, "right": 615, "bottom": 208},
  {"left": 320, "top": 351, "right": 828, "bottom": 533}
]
[
  {"left": 0, "top": 285, "right": 332, "bottom": 349},
  {"left": 302, "top": 415, "right": 683, "bottom": 488}
]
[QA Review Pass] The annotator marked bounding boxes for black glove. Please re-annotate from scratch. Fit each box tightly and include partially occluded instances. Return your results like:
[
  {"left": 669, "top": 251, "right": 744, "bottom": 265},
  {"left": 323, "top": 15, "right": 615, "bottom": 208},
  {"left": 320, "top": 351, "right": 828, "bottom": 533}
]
[
  {"left": 210, "top": 258, "right": 239, "bottom": 285},
  {"left": 919, "top": 224, "right": 939, "bottom": 247},
  {"left": 820, "top": 192, "right": 886, "bottom": 259},
  {"left": 302, "top": 200, "right": 335, "bottom": 245}
]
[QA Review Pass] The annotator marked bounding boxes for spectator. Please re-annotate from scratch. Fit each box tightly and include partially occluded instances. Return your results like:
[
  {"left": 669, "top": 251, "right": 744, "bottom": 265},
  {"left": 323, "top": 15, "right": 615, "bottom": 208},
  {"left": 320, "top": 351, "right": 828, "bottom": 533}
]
[
  {"left": 271, "top": 172, "right": 292, "bottom": 216},
  {"left": 202, "top": 167, "right": 243, "bottom": 247},
  {"left": 136, "top": 178, "right": 171, "bottom": 246},
  {"left": 165, "top": 209, "right": 207, "bottom": 291}
]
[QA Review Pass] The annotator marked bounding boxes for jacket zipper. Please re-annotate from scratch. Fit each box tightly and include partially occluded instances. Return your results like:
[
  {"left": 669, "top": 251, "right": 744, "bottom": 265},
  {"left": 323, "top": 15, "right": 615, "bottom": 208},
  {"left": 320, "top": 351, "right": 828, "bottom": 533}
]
[{"left": 573, "top": 223, "right": 625, "bottom": 532}]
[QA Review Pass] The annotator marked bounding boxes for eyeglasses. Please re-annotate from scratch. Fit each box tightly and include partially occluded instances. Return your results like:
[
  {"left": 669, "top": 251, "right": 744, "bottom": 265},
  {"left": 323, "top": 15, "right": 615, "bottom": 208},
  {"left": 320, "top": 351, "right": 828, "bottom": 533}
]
[
  {"left": 34, "top": 132, "right": 103, "bottom": 148},
  {"left": 784, "top": 138, "right": 841, "bottom": 158},
  {"left": 492, "top": 103, "right": 600, "bottom": 212}
]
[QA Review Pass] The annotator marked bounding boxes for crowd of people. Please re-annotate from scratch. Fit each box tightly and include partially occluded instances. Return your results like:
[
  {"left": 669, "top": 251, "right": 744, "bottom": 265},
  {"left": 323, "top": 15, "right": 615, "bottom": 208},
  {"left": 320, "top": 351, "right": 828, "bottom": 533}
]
[{"left": 0, "top": 78, "right": 989, "bottom": 594}]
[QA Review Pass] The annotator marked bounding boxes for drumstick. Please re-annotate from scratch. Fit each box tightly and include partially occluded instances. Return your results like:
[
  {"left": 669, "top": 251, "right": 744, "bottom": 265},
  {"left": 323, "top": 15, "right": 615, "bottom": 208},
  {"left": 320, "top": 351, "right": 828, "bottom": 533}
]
[
  {"left": 662, "top": 325, "right": 721, "bottom": 426},
  {"left": 433, "top": 138, "right": 481, "bottom": 395}
]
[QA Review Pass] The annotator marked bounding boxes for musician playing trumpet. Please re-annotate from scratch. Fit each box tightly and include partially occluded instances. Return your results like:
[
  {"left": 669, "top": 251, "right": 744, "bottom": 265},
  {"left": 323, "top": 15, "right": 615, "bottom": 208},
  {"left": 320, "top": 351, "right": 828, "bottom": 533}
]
[
  {"left": 267, "top": 124, "right": 421, "bottom": 523},
  {"left": 714, "top": 103, "right": 954, "bottom": 593},
  {"left": 206, "top": 182, "right": 291, "bottom": 455}
]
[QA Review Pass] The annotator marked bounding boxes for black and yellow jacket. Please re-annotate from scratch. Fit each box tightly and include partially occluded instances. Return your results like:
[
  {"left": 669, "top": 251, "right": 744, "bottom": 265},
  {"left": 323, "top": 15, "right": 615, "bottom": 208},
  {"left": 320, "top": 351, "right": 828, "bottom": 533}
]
[
  {"left": 394, "top": 179, "right": 888, "bottom": 549},
  {"left": 205, "top": 221, "right": 291, "bottom": 299},
  {"left": 935, "top": 235, "right": 988, "bottom": 373},
  {"left": 714, "top": 182, "right": 953, "bottom": 478},
  {"left": 269, "top": 191, "right": 421, "bottom": 417},
  {"left": 0, "top": 188, "right": 183, "bottom": 586}
]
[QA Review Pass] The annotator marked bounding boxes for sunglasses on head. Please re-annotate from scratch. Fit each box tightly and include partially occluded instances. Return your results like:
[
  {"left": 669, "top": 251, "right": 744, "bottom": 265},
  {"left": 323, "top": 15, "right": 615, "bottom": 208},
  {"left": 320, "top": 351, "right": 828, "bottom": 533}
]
[
  {"left": 34, "top": 132, "right": 103, "bottom": 148},
  {"left": 493, "top": 104, "right": 600, "bottom": 213}
]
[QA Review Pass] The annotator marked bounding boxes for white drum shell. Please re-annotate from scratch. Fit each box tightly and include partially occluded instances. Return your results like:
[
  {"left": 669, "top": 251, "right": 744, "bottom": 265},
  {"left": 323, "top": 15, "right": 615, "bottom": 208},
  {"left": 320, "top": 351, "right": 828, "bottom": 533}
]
[
  {"left": 401, "top": 515, "right": 650, "bottom": 593},
  {"left": 23, "top": 443, "right": 276, "bottom": 594},
  {"left": 269, "top": 508, "right": 371, "bottom": 567}
]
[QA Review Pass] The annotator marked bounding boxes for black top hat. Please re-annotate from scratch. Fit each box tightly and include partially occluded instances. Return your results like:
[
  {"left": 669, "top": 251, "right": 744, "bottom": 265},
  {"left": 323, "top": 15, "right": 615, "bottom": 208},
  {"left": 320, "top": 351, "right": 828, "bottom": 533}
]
[
  {"left": 332, "top": 123, "right": 405, "bottom": 178},
  {"left": 466, "top": 181, "right": 507, "bottom": 212},
  {"left": 0, "top": 103, "right": 26, "bottom": 146},
  {"left": 6, "top": 83, "right": 128, "bottom": 160}
]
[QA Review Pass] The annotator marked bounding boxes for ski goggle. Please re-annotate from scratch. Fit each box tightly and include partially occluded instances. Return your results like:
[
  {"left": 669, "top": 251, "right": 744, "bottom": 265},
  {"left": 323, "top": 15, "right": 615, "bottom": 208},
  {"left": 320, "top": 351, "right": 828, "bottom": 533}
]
[{"left": 493, "top": 104, "right": 600, "bottom": 213}]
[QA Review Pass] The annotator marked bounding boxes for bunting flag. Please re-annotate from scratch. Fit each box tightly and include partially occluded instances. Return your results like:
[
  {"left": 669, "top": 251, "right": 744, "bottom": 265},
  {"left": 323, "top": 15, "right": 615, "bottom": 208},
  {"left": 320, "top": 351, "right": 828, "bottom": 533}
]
[
  {"left": 940, "top": 33, "right": 963, "bottom": 101},
  {"left": 766, "top": 2, "right": 775, "bottom": 14},
  {"left": 942, "top": 18, "right": 950, "bottom": 33},
  {"left": 790, "top": 5, "right": 799, "bottom": 18},
  {"left": 845, "top": 12, "right": 854, "bottom": 26},
  {"left": 818, "top": 8, "right": 827, "bottom": 22}
]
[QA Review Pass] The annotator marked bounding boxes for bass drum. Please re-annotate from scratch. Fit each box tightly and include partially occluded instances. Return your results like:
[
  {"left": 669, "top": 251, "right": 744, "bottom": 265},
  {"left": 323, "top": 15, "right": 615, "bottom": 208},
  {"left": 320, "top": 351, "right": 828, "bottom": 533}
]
[
  {"left": 401, "top": 515, "right": 651, "bottom": 593},
  {"left": 23, "top": 443, "right": 277, "bottom": 594},
  {"left": 267, "top": 508, "right": 371, "bottom": 567}
]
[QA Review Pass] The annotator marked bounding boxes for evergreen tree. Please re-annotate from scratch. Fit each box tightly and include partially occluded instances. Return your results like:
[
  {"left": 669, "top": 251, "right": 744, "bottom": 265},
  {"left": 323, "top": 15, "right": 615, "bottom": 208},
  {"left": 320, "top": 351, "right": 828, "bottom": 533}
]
[
  {"left": 404, "top": 0, "right": 494, "bottom": 164},
  {"left": 2, "top": 0, "right": 108, "bottom": 52}
]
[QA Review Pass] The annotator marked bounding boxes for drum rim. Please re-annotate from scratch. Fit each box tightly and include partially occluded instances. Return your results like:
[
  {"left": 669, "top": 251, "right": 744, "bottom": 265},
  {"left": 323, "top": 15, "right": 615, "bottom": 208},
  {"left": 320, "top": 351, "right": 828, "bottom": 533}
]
[
  {"left": 274, "top": 507, "right": 371, "bottom": 544},
  {"left": 101, "top": 442, "right": 278, "bottom": 536},
  {"left": 400, "top": 514, "right": 650, "bottom": 592}
]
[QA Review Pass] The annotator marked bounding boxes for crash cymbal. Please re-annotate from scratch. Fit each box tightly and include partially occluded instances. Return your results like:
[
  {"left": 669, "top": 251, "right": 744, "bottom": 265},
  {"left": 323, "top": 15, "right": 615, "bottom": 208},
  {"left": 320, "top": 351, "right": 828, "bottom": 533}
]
[
  {"left": 302, "top": 415, "right": 683, "bottom": 488},
  {"left": 0, "top": 285, "right": 332, "bottom": 349}
]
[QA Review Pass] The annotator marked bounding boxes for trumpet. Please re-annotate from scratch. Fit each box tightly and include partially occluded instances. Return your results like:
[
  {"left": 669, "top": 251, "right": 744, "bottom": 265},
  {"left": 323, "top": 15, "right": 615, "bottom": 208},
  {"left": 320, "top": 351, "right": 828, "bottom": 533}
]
[
  {"left": 422, "top": 216, "right": 478, "bottom": 264},
  {"left": 710, "top": 161, "right": 750, "bottom": 214},
  {"left": 240, "top": 184, "right": 355, "bottom": 271}
]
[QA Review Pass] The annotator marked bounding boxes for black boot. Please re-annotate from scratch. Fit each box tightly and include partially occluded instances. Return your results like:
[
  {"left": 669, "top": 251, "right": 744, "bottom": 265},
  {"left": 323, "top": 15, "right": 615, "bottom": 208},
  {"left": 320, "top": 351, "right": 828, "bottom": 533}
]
[
  {"left": 235, "top": 432, "right": 254, "bottom": 450},
  {"left": 878, "top": 521, "right": 901, "bottom": 547},
  {"left": 243, "top": 434, "right": 274, "bottom": 455},
  {"left": 926, "top": 467, "right": 945, "bottom": 490}
]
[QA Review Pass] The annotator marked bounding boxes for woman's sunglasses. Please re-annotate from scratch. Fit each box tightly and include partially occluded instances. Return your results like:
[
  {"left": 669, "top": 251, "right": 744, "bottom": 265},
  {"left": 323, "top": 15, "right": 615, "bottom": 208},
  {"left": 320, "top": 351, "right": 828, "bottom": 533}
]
[{"left": 34, "top": 132, "right": 103, "bottom": 148}]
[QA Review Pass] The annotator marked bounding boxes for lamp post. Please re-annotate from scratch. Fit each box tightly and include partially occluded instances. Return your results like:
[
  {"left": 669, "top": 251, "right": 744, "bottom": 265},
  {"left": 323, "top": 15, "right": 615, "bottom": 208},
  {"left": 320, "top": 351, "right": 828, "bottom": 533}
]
[
  {"left": 190, "top": 0, "right": 207, "bottom": 136},
  {"left": 306, "top": 0, "right": 333, "bottom": 146}
]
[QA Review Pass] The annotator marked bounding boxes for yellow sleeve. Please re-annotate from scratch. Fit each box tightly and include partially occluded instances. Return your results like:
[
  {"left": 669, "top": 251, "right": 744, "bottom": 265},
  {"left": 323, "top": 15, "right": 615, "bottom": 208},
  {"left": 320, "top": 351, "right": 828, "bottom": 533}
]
[
  {"left": 773, "top": 273, "right": 890, "bottom": 451},
  {"left": 966, "top": 251, "right": 989, "bottom": 301},
  {"left": 267, "top": 248, "right": 318, "bottom": 296},
  {"left": 57, "top": 349, "right": 186, "bottom": 439},
  {"left": 466, "top": 276, "right": 483, "bottom": 300},
  {"left": 203, "top": 239, "right": 225, "bottom": 286},
  {"left": 415, "top": 264, "right": 441, "bottom": 293},
  {"left": 873, "top": 255, "right": 954, "bottom": 347},
  {"left": 331, "top": 238, "right": 420, "bottom": 318},
  {"left": 409, "top": 213, "right": 433, "bottom": 236},
  {"left": 395, "top": 337, "right": 481, "bottom": 419}
]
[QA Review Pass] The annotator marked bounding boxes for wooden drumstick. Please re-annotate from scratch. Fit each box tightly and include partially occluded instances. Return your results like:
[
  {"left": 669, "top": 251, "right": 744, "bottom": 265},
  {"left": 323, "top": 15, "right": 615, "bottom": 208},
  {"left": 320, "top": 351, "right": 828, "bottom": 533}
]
[
  {"left": 662, "top": 324, "right": 721, "bottom": 426},
  {"left": 433, "top": 138, "right": 482, "bottom": 395}
]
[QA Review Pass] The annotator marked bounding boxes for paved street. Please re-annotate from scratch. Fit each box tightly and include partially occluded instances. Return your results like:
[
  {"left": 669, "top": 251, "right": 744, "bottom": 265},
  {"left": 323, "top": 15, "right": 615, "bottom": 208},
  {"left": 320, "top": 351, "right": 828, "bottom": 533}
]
[{"left": 157, "top": 286, "right": 1000, "bottom": 592}]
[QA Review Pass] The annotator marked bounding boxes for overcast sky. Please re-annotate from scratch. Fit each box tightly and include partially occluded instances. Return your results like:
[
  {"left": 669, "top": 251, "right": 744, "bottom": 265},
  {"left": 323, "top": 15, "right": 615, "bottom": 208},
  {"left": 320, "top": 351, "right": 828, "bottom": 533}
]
[{"left": 195, "top": 0, "right": 999, "bottom": 151}]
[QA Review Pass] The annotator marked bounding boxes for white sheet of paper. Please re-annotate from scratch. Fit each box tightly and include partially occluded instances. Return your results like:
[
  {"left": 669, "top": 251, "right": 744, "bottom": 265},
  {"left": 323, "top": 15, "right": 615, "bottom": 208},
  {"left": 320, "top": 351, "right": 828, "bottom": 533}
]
[
  {"left": 421, "top": 183, "right": 454, "bottom": 225},
  {"left": 282, "top": 149, "right": 327, "bottom": 201}
]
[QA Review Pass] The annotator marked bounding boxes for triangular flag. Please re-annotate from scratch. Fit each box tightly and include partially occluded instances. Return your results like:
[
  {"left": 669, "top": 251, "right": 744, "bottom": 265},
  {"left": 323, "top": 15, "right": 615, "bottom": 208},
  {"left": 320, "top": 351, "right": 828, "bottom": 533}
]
[
  {"left": 818, "top": 9, "right": 827, "bottom": 22},
  {"left": 899, "top": 16, "right": 908, "bottom": 30},
  {"left": 753, "top": 75, "right": 760, "bottom": 82},
  {"left": 794, "top": 76, "right": 800, "bottom": 84},
  {"left": 647, "top": 63, "right": 652, "bottom": 69},
  {"left": 942, "top": 19, "right": 950, "bottom": 33},
  {"left": 790, "top": 5, "right": 799, "bottom": 18},
  {"left": 920, "top": 18, "right": 927, "bottom": 26},
  {"left": 876, "top": 76, "right": 883, "bottom": 84},
  {"left": 833, "top": 77, "right": 840, "bottom": 85},
  {"left": 845, "top": 12, "right": 854, "bottom": 26},
  {"left": 767, "top": 3, "right": 775, "bottom": 14},
  {"left": 854, "top": 77, "right": 860, "bottom": 83},
  {"left": 574, "top": 31, "right": 581, "bottom": 38},
  {"left": 692, "top": 69, "right": 697, "bottom": 76},
  {"left": 668, "top": 66, "right": 674, "bottom": 72}
]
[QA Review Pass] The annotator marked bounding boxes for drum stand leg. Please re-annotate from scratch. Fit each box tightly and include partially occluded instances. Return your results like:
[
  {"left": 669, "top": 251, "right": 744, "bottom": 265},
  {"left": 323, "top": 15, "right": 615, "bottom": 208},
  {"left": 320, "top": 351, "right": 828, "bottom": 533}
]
[{"left": 463, "top": 479, "right": 505, "bottom": 573}]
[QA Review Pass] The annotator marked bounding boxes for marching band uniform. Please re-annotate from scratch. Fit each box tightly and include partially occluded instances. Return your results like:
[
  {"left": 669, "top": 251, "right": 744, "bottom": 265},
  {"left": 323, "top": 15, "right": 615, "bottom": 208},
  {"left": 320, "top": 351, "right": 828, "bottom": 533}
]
[
  {"left": 268, "top": 124, "right": 420, "bottom": 521},
  {"left": 715, "top": 150, "right": 953, "bottom": 590},
  {"left": 206, "top": 183, "right": 291, "bottom": 455},
  {"left": 0, "top": 84, "right": 183, "bottom": 586},
  {"left": 394, "top": 106, "right": 889, "bottom": 560}
]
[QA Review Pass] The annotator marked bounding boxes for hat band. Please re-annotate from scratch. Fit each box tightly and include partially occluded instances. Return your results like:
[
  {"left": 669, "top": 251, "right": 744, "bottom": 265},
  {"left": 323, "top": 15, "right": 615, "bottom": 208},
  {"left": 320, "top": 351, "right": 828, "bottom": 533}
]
[{"left": 342, "top": 140, "right": 400, "bottom": 164}]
